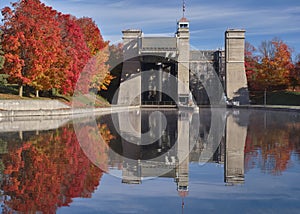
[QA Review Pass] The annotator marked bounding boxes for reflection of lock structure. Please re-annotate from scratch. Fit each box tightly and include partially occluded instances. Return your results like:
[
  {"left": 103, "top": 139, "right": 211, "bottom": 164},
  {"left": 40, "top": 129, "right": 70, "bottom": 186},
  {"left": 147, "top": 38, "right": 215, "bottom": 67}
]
[
  {"left": 118, "top": 109, "right": 248, "bottom": 190},
  {"left": 176, "top": 110, "right": 190, "bottom": 192},
  {"left": 224, "top": 113, "right": 248, "bottom": 184},
  {"left": 118, "top": 109, "right": 193, "bottom": 196}
]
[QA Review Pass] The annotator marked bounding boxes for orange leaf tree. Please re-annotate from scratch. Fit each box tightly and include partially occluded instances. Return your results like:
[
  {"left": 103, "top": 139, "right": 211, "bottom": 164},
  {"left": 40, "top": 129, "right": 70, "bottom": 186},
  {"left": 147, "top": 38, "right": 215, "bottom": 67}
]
[
  {"left": 76, "top": 17, "right": 112, "bottom": 93},
  {"left": 58, "top": 14, "right": 91, "bottom": 94},
  {"left": 257, "top": 39, "right": 294, "bottom": 91},
  {"left": 1, "top": 0, "right": 64, "bottom": 97},
  {"left": 0, "top": 30, "right": 5, "bottom": 70},
  {"left": 245, "top": 41, "right": 260, "bottom": 91},
  {"left": 290, "top": 54, "right": 300, "bottom": 90}
]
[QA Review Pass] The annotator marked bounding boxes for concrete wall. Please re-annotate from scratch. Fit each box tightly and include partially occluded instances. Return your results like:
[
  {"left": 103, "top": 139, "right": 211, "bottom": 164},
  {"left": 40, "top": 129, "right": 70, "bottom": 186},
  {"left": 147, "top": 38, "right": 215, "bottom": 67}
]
[
  {"left": 189, "top": 50, "right": 226, "bottom": 105},
  {"left": 120, "top": 30, "right": 142, "bottom": 106},
  {"left": 225, "top": 29, "right": 249, "bottom": 105},
  {"left": 0, "top": 100, "right": 70, "bottom": 111},
  {"left": 0, "top": 117, "right": 70, "bottom": 132}
]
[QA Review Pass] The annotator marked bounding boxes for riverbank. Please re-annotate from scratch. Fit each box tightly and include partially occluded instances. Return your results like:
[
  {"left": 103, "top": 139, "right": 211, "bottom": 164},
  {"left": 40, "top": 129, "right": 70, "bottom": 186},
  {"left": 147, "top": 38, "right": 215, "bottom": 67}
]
[
  {"left": 0, "top": 99, "right": 299, "bottom": 118},
  {"left": 233, "top": 104, "right": 300, "bottom": 113},
  {"left": 0, "top": 99, "right": 139, "bottom": 117}
]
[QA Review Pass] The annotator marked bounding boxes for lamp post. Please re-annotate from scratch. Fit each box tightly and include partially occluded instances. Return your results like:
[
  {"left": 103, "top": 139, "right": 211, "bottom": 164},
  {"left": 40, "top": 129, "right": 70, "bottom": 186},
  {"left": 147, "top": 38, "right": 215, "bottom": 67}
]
[{"left": 264, "top": 88, "right": 267, "bottom": 106}]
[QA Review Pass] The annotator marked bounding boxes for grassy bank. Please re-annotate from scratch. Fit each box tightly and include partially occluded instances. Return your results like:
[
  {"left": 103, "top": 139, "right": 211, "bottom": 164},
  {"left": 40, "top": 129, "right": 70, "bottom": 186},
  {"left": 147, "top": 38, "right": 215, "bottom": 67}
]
[
  {"left": 250, "top": 91, "right": 300, "bottom": 106},
  {"left": 0, "top": 84, "right": 110, "bottom": 107}
]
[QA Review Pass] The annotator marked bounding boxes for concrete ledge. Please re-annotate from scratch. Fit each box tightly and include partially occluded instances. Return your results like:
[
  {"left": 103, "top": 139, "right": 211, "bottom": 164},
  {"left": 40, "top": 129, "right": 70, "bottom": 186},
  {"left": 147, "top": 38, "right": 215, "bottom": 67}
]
[
  {"left": 0, "top": 105, "right": 139, "bottom": 118},
  {"left": 0, "top": 117, "right": 70, "bottom": 132},
  {"left": 232, "top": 105, "right": 300, "bottom": 112},
  {"left": 0, "top": 100, "right": 70, "bottom": 111},
  {"left": 0, "top": 105, "right": 140, "bottom": 132}
]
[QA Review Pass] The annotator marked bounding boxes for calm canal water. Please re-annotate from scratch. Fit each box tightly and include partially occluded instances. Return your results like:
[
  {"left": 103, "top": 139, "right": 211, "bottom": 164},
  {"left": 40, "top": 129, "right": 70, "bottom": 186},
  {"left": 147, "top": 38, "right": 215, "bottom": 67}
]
[{"left": 0, "top": 108, "right": 299, "bottom": 213}]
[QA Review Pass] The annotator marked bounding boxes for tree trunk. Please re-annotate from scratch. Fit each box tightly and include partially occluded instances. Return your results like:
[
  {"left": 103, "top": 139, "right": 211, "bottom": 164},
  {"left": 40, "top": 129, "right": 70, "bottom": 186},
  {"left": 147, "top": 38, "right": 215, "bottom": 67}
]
[
  {"left": 36, "top": 89, "right": 39, "bottom": 98},
  {"left": 52, "top": 88, "right": 57, "bottom": 96},
  {"left": 19, "top": 85, "right": 23, "bottom": 97}
]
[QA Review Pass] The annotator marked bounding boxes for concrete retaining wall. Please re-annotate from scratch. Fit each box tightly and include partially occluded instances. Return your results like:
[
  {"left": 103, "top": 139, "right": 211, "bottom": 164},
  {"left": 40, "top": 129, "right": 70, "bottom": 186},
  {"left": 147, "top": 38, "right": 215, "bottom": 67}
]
[
  {"left": 0, "top": 117, "right": 70, "bottom": 132},
  {"left": 0, "top": 100, "right": 70, "bottom": 111},
  {"left": 0, "top": 105, "right": 139, "bottom": 117},
  {"left": 0, "top": 105, "right": 139, "bottom": 132}
]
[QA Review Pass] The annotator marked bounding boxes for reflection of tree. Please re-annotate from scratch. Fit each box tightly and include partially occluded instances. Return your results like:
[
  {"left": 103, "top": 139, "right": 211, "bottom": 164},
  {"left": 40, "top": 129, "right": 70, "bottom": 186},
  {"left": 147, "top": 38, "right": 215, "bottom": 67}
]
[
  {"left": 1, "top": 122, "right": 114, "bottom": 213},
  {"left": 244, "top": 112, "right": 300, "bottom": 175}
]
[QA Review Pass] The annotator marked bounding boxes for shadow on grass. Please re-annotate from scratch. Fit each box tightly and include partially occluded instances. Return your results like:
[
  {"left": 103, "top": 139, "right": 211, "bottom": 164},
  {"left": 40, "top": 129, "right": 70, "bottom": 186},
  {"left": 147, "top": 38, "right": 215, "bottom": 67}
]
[
  {"left": 0, "top": 84, "right": 19, "bottom": 95},
  {"left": 250, "top": 91, "right": 300, "bottom": 106}
]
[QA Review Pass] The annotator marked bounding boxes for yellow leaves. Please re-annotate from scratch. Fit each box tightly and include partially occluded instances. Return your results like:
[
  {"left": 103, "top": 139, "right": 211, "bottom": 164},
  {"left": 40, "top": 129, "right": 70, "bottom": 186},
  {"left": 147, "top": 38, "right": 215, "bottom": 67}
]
[
  {"left": 101, "top": 85, "right": 107, "bottom": 90},
  {"left": 248, "top": 39, "right": 295, "bottom": 90},
  {"left": 87, "top": 47, "right": 113, "bottom": 91}
]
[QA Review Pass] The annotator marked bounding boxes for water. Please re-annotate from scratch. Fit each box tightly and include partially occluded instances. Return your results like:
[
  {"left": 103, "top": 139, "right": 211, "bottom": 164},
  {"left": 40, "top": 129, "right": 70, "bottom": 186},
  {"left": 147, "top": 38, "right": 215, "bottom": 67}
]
[{"left": 0, "top": 108, "right": 299, "bottom": 213}]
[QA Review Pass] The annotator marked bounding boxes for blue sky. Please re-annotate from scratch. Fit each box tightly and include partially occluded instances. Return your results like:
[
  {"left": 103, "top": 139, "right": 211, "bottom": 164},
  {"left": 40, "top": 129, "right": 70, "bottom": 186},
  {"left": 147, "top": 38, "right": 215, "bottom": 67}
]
[{"left": 1, "top": 0, "right": 300, "bottom": 57}]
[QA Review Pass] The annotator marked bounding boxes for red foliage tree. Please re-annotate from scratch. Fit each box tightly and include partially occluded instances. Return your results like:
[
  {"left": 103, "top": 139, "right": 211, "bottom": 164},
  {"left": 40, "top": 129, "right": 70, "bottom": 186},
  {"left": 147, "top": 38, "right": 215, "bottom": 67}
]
[
  {"left": 76, "top": 17, "right": 108, "bottom": 56},
  {"left": 75, "top": 17, "right": 112, "bottom": 93},
  {"left": 247, "top": 39, "right": 294, "bottom": 91},
  {"left": 245, "top": 41, "right": 260, "bottom": 91},
  {"left": 57, "top": 14, "right": 91, "bottom": 94},
  {"left": 290, "top": 54, "right": 300, "bottom": 90},
  {"left": 1, "top": 0, "right": 63, "bottom": 97}
]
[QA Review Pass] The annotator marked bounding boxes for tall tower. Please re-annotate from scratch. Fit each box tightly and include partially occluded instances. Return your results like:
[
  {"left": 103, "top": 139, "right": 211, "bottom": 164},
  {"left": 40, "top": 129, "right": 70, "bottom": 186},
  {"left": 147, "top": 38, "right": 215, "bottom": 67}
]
[
  {"left": 225, "top": 29, "right": 249, "bottom": 105},
  {"left": 119, "top": 30, "right": 142, "bottom": 106},
  {"left": 176, "top": 16, "right": 190, "bottom": 106}
]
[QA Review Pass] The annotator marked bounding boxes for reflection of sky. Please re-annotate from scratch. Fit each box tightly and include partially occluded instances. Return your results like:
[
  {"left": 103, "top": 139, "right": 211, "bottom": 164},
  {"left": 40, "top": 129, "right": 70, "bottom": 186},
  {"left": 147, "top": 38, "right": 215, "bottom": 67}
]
[{"left": 57, "top": 162, "right": 300, "bottom": 213}]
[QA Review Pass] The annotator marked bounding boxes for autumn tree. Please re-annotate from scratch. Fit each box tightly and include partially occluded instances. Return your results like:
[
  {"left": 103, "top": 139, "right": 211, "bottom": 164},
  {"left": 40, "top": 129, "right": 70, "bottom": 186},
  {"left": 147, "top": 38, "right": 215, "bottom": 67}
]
[
  {"left": 0, "top": 30, "right": 5, "bottom": 70},
  {"left": 1, "top": 0, "right": 113, "bottom": 96},
  {"left": 245, "top": 41, "right": 259, "bottom": 91},
  {"left": 1, "top": 0, "right": 64, "bottom": 97},
  {"left": 257, "top": 38, "right": 294, "bottom": 90},
  {"left": 80, "top": 48, "right": 112, "bottom": 93},
  {"left": 57, "top": 14, "right": 91, "bottom": 94},
  {"left": 290, "top": 54, "right": 300, "bottom": 90},
  {"left": 76, "top": 17, "right": 108, "bottom": 56},
  {"left": 100, "top": 43, "right": 124, "bottom": 102},
  {"left": 0, "top": 30, "right": 7, "bottom": 84},
  {"left": 76, "top": 17, "right": 112, "bottom": 93}
]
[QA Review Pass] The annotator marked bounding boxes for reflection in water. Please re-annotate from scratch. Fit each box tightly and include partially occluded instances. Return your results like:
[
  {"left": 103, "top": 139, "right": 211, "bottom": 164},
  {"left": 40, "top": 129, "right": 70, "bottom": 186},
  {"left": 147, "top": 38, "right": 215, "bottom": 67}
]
[
  {"left": 245, "top": 111, "right": 300, "bottom": 175},
  {"left": 0, "top": 121, "right": 113, "bottom": 213},
  {"left": 0, "top": 109, "right": 299, "bottom": 212},
  {"left": 108, "top": 108, "right": 245, "bottom": 191}
]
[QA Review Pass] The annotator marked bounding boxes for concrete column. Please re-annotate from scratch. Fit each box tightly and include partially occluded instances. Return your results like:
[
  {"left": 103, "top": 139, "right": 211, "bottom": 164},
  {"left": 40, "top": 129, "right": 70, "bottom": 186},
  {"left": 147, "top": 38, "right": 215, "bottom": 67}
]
[
  {"left": 157, "top": 63, "right": 163, "bottom": 102},
  {"left": 118, "top": 30, "right": 142, "bottom": 106},
  {"left": 177, "top": 20, "right": 190, "bottom": 106},
  {"left": 225, "top": 29, "right": 249, "bottom": 105}
]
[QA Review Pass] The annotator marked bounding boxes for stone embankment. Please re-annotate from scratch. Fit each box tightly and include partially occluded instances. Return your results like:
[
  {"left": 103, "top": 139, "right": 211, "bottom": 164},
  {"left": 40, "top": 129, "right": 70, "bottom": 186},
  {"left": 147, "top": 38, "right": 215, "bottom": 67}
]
[
  {"left": 0, "top": 100, "right": 137, "bottom": 117},
  {"left": 0, "top": 100, "right": 139, "bottom": 133}
]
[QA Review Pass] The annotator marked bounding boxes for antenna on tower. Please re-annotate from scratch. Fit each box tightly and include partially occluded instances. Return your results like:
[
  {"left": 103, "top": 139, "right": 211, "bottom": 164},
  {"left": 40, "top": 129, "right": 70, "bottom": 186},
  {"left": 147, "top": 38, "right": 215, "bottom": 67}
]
[{"left": 182, "top": 0, "right": 186, "bottom": 17}]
